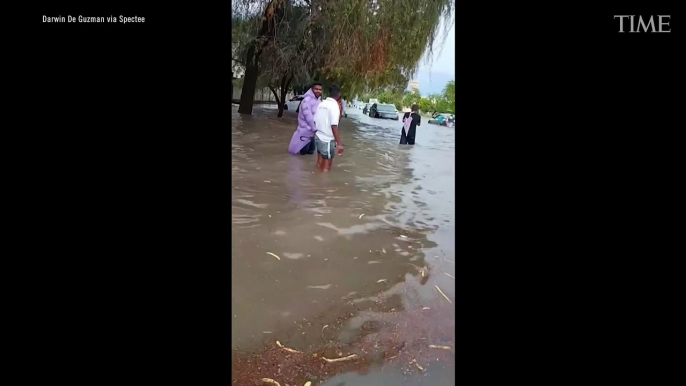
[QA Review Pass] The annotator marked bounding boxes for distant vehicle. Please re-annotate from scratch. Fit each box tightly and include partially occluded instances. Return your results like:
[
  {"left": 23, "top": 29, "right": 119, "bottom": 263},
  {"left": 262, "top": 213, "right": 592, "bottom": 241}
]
[
  {"left": 368, "top": 98, "right": 379, "bottom": 105},
  {"left": 428, "top": 113, "right": 455, "bottom": 127},
  {"left": 369, "top": 103, "right": 399, "bottom": 120},
  {"left": 283, "top": 95, "right": 304, "bottom": 112}
]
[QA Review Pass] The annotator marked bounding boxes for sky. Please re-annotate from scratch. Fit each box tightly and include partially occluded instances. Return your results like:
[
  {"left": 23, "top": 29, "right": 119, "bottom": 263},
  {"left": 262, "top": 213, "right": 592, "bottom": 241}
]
[{"left": 411, "top": 17, "right": 456, "bottom": 96}]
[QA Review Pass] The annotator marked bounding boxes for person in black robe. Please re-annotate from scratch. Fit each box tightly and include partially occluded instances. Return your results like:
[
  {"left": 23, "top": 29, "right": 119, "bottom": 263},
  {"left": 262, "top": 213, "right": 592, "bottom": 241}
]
[{"left": 400, "top": 104, "right": 421, "bottom": 145}]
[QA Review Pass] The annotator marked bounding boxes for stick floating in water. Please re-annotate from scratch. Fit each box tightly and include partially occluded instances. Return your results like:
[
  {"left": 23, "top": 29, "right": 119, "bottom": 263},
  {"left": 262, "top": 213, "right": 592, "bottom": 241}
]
[
  {"left": 429, "top": 344, "right": 452, "bottom": 350},
  {"left": 262, "top": 378, "right": 281, "bottom": 386},
  {"left": 276, "top": 340, "right": 302, "bottom": 353},
  {"left": 359, "top": 213, "right": 365, "bottom": 219},
  {"left": 435, "top": 285, "right": 452, "bottom": 303},
  {"left": 377, "top": 279, "right": 387, "bottom": 283},
  {"left": 322, "top": 354, "right": 358, "bottom": 363},
  {"left": 266, "top": 252, "right": 281, "bottom": 260},
  {"left": 321, "top": 325, "right": 329, "bottom": 343},
  {"left": 444, "top": 273, "right": 455, "bottom": 279}
]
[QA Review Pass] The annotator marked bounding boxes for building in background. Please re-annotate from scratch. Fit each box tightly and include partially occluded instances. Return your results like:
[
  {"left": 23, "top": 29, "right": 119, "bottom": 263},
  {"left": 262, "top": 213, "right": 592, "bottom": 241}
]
[{"left": 409, "top": 79, "right": 419, "bottom": 91}]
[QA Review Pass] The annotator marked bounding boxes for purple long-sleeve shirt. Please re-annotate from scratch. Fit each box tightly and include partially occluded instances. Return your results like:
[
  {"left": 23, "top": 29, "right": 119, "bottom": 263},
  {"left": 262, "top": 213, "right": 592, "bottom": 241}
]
[{"left": 287, "top": 89, "right": 321, "bottom": 154}]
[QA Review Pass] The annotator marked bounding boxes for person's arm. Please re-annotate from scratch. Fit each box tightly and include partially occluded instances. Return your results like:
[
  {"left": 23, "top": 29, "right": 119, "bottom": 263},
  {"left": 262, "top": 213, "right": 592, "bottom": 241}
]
[
  {"left": 416, "top": 114, "right": 421, "bottom": 126},
  {"left": 330, "top": 103, "right": 343, "bottom": 153},
  {"left": 304, "top": 100, "right": 316, "bottom": 132}
]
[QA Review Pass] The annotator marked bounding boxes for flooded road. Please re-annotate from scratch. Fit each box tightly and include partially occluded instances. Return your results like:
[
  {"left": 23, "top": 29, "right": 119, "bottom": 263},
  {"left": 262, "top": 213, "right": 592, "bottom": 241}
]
[{"left": 231, "top": 105, "right": 455, "bottom": 385}]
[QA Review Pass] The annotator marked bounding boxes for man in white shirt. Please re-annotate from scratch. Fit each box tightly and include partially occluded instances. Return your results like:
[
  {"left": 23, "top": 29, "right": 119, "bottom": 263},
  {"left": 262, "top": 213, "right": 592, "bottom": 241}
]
[{"left": 313, "top": 84, "right": 345, "bottom": 172}]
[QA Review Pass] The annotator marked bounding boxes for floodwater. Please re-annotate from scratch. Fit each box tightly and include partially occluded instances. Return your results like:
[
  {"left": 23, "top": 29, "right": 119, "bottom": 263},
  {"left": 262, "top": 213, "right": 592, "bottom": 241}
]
[{"left": 231, "top": 104, "right": 455, "bottom": 386}]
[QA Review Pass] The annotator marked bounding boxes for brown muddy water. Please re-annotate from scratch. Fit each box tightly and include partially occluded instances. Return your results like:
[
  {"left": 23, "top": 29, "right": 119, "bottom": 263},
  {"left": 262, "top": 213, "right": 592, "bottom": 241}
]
[{"left": 231, "top": 105, "right": 455, "bottom": 386}]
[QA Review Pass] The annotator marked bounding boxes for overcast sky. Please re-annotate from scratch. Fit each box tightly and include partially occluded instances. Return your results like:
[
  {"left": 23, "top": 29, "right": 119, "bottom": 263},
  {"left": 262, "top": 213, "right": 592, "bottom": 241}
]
[
  {"left": 411, "top": 16, "right": 455, "bottom": 95},
  {"left": 418, "top": 18, "right": 455, "bottom": 76}
]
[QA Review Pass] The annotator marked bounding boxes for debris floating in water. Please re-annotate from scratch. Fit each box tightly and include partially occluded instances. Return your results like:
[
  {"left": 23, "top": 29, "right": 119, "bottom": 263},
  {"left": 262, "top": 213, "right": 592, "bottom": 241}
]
[
  {"left": 444, "top": 273, "right": 455, "bottom": 279},
  {"left": 264, "top": 180, "right": 271, "bottom": 183},
  {"left": 276, "top": 340, "right": 302, "bottom": 353},
  {"left": 322, "top": 354, "right": 358, "bottom": 363},
  {"left": 400, "top": 235, "right": 408, "bottom": 239},
  {"left": 377, "top": 279, "right": 387, "bottom": 283},
  {"left": 307, "top": 284, "right": 332, "bottom": 290},
  {"left": 428, "top": 344, "right": 452, "bottom": 350},
  {"left": 262, "top": 331, "right": 272, "bottom": 334},
  {"left": 422, "top": 307, "right": 430, "bottom": 310},
  {"left": 411, "top": 359, "right": 425, "bottom": 371},
  {"left": 381, "top": 248, "right": 386, "bottom": 254},
  {"left": 321, "top": 325, "right": 328, "bottom": 343},
  {"left": 261, "top": 378, "right": 281, "bottom": 386},
  {"left": 359, "top": 213, "right": 365, "bottom": 219},
  {"left": 420, "top": 270, "right": 425, "bottom": 278},
  {"left": 283, "top": 253, "right": 305, "bottom": 260},
  {"left": 304, "top": 382, "right": 312, "bottom": 386},
  {"left": 266, "top": 252, "right": 281, "bottom": 260},
  {"left": 435, "top": 285, "right": 452, "bottom": 303}
]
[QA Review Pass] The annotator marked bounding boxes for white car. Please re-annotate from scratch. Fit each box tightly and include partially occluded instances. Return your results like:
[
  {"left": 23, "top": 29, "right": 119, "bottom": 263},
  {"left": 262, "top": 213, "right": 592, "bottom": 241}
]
[{"left": 283, "top": 95, "right": 304, "bottom": 112}]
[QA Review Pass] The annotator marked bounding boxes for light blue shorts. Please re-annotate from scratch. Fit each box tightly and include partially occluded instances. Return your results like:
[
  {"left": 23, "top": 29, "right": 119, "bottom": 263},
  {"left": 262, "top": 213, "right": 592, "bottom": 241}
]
[{"left": 315, "top": 137, "right": 337, "bottom": 160}]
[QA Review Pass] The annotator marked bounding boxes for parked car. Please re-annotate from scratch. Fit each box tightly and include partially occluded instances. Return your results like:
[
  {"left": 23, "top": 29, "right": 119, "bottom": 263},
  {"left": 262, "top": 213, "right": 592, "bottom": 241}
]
[
  {"left": 283, "top": 95, "right": 304, "bottom": 112},
  {"left": 369, "top": 103, "right": 399, "bottom": 120}
]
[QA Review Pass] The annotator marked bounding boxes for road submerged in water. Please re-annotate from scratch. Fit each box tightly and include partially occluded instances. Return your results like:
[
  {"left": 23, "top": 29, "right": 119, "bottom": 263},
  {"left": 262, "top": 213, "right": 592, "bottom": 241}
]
[{"left": 232, "top": 105, "right": 455, "bottom": 386}]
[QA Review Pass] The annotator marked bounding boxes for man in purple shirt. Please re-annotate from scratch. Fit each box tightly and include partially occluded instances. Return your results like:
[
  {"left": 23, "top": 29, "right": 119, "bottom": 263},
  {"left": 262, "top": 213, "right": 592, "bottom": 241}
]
[{"left": 287, "top": 83, "right": 322, "bottom": 155}]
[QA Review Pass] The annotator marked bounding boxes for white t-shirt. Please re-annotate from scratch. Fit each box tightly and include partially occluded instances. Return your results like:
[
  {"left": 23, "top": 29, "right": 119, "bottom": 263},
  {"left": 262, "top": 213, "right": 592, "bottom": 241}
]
[{"left": 314, "top": 97, "right": 340, "bottom": 142}]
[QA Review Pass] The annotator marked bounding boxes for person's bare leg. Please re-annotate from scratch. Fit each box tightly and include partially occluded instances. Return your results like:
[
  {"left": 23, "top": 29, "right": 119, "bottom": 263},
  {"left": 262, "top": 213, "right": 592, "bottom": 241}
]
[
  {"left": 316, "top": 152, "right": 323, "bottom": 170},
  {"left": 322, "top": 159, "right": 332, "bottom": 172}
]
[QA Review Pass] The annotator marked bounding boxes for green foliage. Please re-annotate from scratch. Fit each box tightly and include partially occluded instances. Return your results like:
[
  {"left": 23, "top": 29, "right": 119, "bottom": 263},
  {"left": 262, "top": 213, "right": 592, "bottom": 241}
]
[
  {"left": 361, "top": 80, "right": 453, "bottom": 114},
  {"left": 231, "top": 0, "right": 455, "bottom": 115},
  {"left": 232, "top": 0, "right": 453, "bottom": 91},
  {"left": 413, "top": 80, "right": 455, "bottom": 114}
]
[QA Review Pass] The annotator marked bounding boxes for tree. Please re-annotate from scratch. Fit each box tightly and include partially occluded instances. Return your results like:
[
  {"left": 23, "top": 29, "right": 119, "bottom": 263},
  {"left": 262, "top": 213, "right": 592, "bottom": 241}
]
[
  {"left": 233, "top": 0, "right": 299, "bottom": 115},
  {"left": 442, "top": 80, "right": 455, "bottom": 110},
  {"left": 232, "top": 0, "right": 455, "bottom": 116},
  {"left": 402, "top": 90, "right": 422, "bottom": 109},
  {"left": 257, "top": 3, "right": 314, "bottom": 117},
  {"left": 310, "top": 0, "right": 454, "bottom": 96}
]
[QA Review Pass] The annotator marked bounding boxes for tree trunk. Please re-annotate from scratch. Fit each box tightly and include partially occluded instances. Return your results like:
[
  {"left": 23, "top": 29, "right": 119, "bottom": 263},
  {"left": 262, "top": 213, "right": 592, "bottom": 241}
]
[
  {"left": 269, "top": 86, "right": 285, "bottom": 118},
  {"left": 237, "top": 44, "right": 259, "bottom": 115},
  {"left": 279, "top": 73, "right": 294, "bottom": 118},
  {"left": 269, "top": 72, "right": 294, "bottom": 118},
  {"left": 279, "top": 86, "right": 288, "bottom": 117},
  {"left": 236, "top": 0, "right": 286, "bottom": 115}
]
